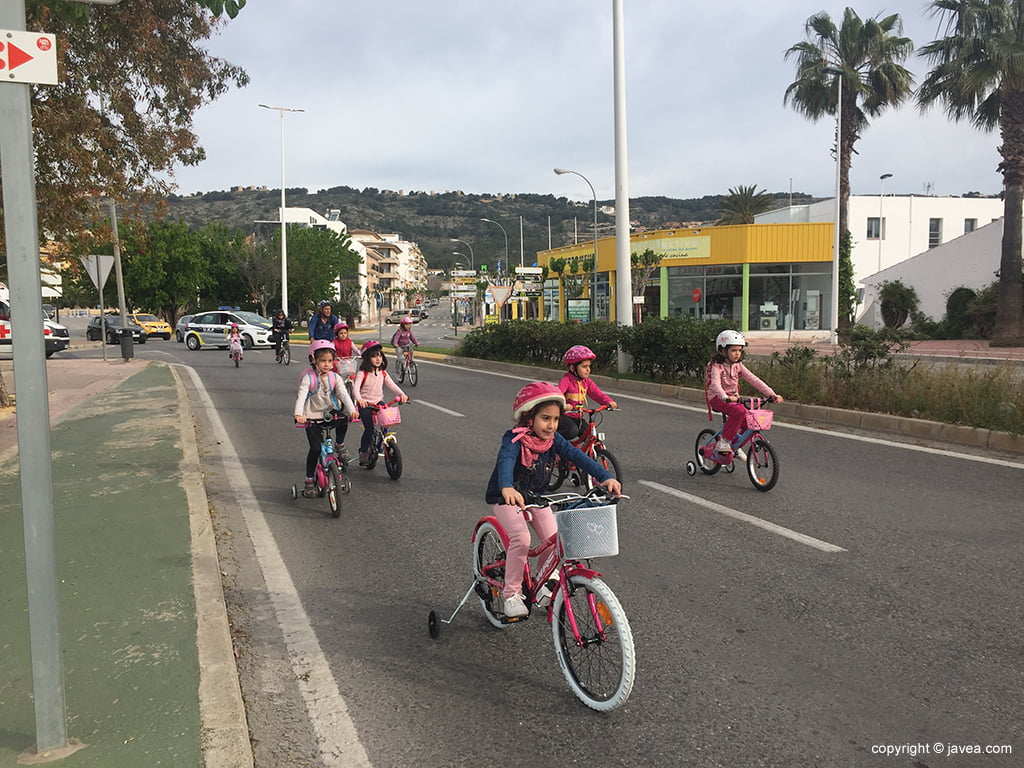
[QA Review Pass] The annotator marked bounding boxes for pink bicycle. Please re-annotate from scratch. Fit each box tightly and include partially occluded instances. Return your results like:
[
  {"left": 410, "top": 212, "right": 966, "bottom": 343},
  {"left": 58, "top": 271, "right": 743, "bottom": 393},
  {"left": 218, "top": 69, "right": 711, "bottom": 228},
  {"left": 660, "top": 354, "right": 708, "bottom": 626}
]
[{"left": 428, "top": 488, "right": 635, "bottom": 711}]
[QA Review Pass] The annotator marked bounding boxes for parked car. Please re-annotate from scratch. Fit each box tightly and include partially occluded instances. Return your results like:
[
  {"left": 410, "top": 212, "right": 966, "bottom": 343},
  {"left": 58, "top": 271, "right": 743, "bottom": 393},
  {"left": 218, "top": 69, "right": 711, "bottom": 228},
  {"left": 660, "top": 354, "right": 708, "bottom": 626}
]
[
  {"left": 174, "top": 314, "right": 194, "bottom": 342},
  {"left": 129, "top": 312, "right": 172, "bottom": 340},
  {"left": 410, "top": 306, "right": 428, "bottom": 320},
  {"left": 86, "top": 315, "right": 148, "bottom": 345},
  {"left": 0, "top": 284, "right": 70, "bottom": 358},
  {"left": 385, "top": 309, "right": 420, "bottom": 324},
  {"left": 181, "top": 309, "right": 272, "bottom": 350}
]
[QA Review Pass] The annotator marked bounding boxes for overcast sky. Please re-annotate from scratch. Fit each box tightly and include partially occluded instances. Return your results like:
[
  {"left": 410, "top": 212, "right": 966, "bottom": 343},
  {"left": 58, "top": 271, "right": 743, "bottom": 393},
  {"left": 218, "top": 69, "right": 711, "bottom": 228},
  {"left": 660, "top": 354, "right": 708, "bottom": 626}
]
[{"left": 169, "top": 1, "right": 1002, "bottom": 204}]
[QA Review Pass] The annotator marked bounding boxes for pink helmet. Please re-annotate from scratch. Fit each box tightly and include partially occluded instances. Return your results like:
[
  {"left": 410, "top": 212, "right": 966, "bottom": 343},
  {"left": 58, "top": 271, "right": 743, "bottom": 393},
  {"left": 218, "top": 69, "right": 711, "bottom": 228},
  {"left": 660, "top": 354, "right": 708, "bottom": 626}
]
[
  {"left": 513, "top": 382, "right": 566, "bottom": 422},
  {"left": 308, "top": 339, "right": 334, "bottom": 360},
  {"left": 563, "top": 345, "right": 596, "bottom": 367},
  {"left": 400, "top": 317, "right": 413, "bottom": 325},
  {"left": 360, "top": 339, "right": 383, "bottom": 357},
  {"left": 334, "top": 321, "right": 349, "bottom": 333}
]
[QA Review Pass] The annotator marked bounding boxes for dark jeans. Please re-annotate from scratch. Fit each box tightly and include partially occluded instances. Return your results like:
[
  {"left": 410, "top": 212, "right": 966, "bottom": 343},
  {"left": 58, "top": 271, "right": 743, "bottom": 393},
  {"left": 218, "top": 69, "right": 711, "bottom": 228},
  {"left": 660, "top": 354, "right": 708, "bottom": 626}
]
[
  {"left": 557, "top": 414, "right": 582, "bottom": 442},
  {"left": 358, "top": 402, "right": 384, "bottom": 454}
]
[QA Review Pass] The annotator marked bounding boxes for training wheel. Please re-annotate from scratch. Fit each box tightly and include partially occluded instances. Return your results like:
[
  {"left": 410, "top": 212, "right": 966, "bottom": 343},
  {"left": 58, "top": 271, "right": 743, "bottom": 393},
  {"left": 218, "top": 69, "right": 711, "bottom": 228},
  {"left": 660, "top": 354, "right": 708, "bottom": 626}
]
[
  {"left": 685, "top": 461, "right": 696, "bottom": 476},
  {"left": 428, "top": 610, "right": 440, "bottom": 639},
  {"left": 725, "top": 462, "right": 736, "bottom": 474},
  {"left": 343, "top": 478, "right": 352, "bottom": 494},
  {"left": 290, "top": 484, "right": 298, "bottom": 500}
]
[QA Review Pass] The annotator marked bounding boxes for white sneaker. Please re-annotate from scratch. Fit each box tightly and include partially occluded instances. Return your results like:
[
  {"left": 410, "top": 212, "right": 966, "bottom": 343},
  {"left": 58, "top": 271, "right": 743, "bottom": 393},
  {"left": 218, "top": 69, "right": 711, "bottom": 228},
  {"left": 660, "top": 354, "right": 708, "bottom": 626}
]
[
  {"left": 715, "top": 439, "right": 732, "bottom": 454},
  {"left": 734, "top": 447, "right": 747, "bottom": 462},
  {"left": 501, "top": 592, "right": 528, "bottom": 618}
]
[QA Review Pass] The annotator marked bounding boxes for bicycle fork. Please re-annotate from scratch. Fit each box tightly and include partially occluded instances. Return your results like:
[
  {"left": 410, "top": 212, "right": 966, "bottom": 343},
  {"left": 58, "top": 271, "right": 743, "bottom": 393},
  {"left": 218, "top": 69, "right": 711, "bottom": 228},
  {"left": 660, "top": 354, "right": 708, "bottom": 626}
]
[{"left": 557, "top": 570, "right": 610, "bottom": 646}]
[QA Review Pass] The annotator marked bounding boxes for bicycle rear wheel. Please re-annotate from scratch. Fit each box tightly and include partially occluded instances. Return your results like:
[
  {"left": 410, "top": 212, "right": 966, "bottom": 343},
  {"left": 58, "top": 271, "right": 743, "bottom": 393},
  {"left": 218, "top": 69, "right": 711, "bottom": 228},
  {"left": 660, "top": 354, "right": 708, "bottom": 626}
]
[
  {"left": 552, "top": 574, "right": 635, "bottom": 711},
  {"left": 327, "top": 462, "right": 342, "bottom": 517},
  {"left": 366, "top": 433, "right": 380, "bottom": 470},
  {"left": 746, "top": 436, "right": 779, "bottom": 491},
  {"left": 395, "top": 360, "right": 406, "bottom": 384},
  {"left": 384, "top": 438, "right": 403, "bottom": 479},
  {"left": 408, "top": 361, "right": 418, "bottom": 387},
  {"left": 694, "top": 428, "right": 721, "bottom": 475},
  {"left": 472, "top": 521, "right": 510, "bottom": 630}
]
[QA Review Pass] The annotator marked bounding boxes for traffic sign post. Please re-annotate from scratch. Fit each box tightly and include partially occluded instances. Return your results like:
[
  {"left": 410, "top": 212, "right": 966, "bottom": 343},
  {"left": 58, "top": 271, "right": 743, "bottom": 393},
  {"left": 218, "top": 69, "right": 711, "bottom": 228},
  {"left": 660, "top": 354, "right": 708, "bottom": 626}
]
[
  {"left": 0, "top": 29, "right": 58, "bottom": 85},
  {"left": 81, "top": 255, "right": 115, "bottom": 362}
]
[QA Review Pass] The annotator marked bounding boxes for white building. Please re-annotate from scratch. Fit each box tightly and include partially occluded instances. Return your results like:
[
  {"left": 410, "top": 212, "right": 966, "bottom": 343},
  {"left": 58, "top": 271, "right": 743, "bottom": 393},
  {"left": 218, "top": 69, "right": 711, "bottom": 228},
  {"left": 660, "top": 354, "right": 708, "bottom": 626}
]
[{"left": 756, "top": 195, "right": 1003, "bottom": 292}]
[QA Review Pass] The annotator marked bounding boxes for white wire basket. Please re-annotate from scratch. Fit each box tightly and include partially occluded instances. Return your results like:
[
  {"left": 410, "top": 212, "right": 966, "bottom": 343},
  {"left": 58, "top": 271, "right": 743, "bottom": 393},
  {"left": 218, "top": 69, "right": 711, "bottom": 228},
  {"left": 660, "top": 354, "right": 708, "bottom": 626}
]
[{"left": 555, "top": 504, "right": 619, "bottom": 559}]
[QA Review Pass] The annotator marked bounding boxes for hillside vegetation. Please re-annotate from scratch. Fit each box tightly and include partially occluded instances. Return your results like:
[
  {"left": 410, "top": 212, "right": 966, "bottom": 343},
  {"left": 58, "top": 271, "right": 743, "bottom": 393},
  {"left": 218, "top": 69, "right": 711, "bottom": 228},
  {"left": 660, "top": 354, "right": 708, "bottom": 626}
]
[{"left": 163, "top": 186, "right": 817, "bottom": 271}]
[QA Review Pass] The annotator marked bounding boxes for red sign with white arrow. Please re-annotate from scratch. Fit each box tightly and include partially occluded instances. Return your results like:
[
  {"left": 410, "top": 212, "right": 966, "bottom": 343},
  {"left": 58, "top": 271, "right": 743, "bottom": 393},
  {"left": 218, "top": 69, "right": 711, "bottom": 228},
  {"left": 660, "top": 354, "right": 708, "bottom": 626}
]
[{"left": 0, "top": 30, "right": 58, "bottom": 85}]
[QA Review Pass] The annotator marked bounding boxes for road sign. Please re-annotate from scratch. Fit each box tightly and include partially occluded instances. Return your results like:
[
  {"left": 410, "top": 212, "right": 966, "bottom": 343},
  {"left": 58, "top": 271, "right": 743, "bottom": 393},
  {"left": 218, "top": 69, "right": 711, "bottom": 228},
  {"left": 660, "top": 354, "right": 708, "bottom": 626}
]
[
  {"left": 692, "top": 288, "right": 702, "bottom": 303},
  {"left": 488, "top": 285, "right": 514, "bottom": 307},
  {"left": 0, "top": 30, "right": 58, "bottom": 85},
  {"left": 451, "top": 270, "right": 477, "bottom": 278},
  {"left": 515, "top": 266, "right": 543, "bottom": 276},
  {"left": 80, "top": 254, "right": 114, "bottom": 290},
  {"left": 375, "top": 291, "right": 383, "bottom": 308}
]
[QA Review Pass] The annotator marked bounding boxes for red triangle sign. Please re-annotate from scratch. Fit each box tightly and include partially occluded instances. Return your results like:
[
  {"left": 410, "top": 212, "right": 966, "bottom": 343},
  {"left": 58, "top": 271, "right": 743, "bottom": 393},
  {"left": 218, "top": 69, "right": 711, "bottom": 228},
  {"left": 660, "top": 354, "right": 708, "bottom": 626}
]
[{"left": 6, "top": 42, "right": 34, "bottom": 71}]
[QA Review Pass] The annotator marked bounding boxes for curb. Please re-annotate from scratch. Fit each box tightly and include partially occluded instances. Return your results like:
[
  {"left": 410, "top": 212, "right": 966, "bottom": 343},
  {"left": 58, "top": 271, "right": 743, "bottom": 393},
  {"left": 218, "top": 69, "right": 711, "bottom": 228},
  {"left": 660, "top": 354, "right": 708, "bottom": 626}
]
[{"left": 437, "top": 355, "right": 1024, "bottom": 455}]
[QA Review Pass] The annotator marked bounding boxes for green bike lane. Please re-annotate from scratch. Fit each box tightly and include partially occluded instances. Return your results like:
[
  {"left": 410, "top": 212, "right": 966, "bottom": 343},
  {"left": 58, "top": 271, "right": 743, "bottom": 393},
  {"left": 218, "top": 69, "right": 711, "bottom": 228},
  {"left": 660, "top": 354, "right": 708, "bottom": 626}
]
[{"left": 0, "top": 362, "right": 246, "bottom": 768}]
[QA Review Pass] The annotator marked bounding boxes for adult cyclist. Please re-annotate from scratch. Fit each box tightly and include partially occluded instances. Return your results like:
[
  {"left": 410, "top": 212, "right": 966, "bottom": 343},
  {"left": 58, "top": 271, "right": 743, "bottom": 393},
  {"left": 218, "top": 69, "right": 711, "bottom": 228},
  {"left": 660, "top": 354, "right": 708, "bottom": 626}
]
[
  {"left": 271, "top": 309, "right": 293, "bottom": 362},
  {"left": 308, "top": 300, "right": 339, "bottom": 341}
]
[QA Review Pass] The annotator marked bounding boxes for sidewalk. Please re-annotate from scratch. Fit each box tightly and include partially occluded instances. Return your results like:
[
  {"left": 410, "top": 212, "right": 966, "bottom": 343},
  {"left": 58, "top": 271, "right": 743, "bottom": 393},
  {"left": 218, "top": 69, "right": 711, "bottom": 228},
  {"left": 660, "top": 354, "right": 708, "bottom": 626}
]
[{"left": 0, "top": 358, "right": 250, "bottom": 768}]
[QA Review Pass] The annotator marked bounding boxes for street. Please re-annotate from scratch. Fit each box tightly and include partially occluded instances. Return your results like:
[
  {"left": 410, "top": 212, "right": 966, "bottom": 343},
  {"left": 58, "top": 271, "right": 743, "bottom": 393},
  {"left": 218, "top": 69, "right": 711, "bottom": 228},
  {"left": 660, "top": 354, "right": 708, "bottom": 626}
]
[{"left": 87, "top": 322, "right": 1021, "bottom": 768}]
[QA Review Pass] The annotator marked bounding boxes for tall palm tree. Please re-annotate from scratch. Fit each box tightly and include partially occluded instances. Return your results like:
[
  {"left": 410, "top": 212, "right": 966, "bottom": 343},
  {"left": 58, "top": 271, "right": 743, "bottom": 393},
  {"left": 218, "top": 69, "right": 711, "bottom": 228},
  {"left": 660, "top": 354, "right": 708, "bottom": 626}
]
[
  {"left": 785, "top": 8, "right": 914, "bottom": 325},
  {"left": 918, "top": 0, "right": 1024, "bottom": 346},
  {"left": 717, "top": 185, "right": 776, "bottom": 225}
]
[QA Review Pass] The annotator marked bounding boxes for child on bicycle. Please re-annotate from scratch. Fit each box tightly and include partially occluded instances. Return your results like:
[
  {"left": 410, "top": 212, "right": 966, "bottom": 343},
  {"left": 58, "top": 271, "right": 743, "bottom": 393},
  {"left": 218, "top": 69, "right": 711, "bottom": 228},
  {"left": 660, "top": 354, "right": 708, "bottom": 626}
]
[
  {"left": 353, "top": 340, "right": 408, "bottom": 466},
  {"left": 332, "top": 321, "right": 358, "bottom": 377},
  {"left": 706, "top": 330, "right": 783, "bottom": 458},
  {"left": 557, "top": 345, "right": 618, "bottom": 441},
  {"left": 390, "top": 317, "right": 419, "bottom": 362},
  {"left": 485, "top": 382, "right": 622, "bottom": 618},
  {"left": 227, "top": 323, "right": 244, "bottom": 361},
  {"left": 294, "top": 340, "right": 356, "bottom": 497}
]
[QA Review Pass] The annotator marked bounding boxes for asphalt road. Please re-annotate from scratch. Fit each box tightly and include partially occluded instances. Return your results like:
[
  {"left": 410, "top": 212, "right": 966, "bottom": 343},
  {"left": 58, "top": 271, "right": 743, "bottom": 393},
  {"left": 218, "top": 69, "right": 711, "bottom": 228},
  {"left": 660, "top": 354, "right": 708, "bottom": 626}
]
[{"left": 56, "top": 316, "right": 1023, "bottom": 768}]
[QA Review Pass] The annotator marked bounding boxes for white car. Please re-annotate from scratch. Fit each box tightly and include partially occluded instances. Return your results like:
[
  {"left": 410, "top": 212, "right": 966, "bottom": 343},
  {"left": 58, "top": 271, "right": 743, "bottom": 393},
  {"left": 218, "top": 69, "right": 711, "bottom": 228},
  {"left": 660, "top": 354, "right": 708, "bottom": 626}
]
[{"left": 182, "top": 309, "right": 273, "bottom": 350}]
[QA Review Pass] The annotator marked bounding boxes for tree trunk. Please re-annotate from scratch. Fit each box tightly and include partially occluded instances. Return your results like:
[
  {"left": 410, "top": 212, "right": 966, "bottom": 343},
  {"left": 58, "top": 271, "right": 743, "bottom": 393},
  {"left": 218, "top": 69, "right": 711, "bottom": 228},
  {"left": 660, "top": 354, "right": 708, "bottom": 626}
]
[
  {"left": 0, "top": 369, "right": 11, "bottom": 408},
  {"left": 993, "top": 95, "right": 1024, "bottom": 346}
]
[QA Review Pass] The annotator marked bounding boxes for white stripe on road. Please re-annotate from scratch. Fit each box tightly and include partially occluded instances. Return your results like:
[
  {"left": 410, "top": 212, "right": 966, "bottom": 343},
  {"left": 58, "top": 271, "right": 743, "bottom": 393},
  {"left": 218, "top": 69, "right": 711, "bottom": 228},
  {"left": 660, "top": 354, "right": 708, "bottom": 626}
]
[
  {"left": 181, "top": 365, "right": 372, "bottom": 768},
  {"left": 412, "top": 399, "right": 465, "bottom": 417},
  {"left": 640, "top": 479, "right": 847, "bottom": 553}
]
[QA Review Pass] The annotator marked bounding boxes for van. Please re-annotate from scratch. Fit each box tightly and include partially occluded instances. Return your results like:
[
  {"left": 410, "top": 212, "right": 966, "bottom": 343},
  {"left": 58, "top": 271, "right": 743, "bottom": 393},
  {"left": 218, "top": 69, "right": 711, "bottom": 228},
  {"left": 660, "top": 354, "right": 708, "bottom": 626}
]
[{"left": 0, "top": 282, "right": 71, "bottom": 358}]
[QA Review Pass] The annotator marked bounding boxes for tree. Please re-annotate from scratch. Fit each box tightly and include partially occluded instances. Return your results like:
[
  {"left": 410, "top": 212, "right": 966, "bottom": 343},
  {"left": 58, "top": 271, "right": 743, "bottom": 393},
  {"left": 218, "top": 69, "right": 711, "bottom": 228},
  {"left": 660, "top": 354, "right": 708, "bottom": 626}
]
[
  {"left": 283, "top": 227, "right": 362, "bottom": 318},
  {"left": 234, "top": 234, "right": 279, "bottom": 316},
  {"left": 879, "top": 279, "right": 919, "bottom": 328},
  {"left": 785, "top": 8, "right": 914, "bottom": 328},
  {"left": 918, "top": 0, "right": 1024, "bottom": 346},
  {"left": 717, "top": 185, "right": 775, "bottom": 225},
  {"left": 7, "top": 1, "right": 249, "bottom": 249}
]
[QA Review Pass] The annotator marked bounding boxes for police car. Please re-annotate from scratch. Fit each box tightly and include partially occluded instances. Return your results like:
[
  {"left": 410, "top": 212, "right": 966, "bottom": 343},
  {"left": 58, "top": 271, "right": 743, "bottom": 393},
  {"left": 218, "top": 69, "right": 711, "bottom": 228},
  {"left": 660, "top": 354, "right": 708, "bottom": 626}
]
[{"left": 0, "top": 283, "right": 70, "bottom": 358}]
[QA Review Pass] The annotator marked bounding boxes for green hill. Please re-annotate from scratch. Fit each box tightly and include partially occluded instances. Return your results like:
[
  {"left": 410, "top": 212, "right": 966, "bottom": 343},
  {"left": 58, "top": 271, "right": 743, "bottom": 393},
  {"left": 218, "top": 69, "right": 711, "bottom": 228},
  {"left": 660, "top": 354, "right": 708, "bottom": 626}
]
[{"left": 164, "top": 186, "right": 818, "bottom": 271}]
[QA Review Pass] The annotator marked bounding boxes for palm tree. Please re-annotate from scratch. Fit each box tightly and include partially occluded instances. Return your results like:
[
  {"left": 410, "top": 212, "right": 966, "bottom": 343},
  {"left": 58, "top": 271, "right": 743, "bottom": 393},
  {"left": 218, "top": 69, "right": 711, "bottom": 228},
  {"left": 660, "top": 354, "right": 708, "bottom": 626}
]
[
  {"left": 717, "top": 185, "right": 775, "bottom": 225},
  {"left": 918, "top": 0, "right": 1024, "bottom": 346},
  {"left": 785, "top": 8, "right": 914, "bottom": 326}
]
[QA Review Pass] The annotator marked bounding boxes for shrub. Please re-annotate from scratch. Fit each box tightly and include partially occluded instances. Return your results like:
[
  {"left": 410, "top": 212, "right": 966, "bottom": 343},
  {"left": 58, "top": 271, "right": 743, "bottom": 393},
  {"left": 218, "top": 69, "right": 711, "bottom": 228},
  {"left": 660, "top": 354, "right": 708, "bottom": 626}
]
[{"left": 619, "top": 316, "right": 722, "bottom": 381}]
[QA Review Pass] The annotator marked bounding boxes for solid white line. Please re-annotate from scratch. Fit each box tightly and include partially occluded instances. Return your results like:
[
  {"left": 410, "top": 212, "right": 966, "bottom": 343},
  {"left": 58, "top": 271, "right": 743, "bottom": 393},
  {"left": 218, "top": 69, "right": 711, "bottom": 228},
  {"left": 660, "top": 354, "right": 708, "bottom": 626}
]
[
  {"left": 180, "top": 365, "right": 372, "bottom": 768},
  {"left": 412, "top": 399, "right": 465, "bottom": 417},
  {"left": 640, "top": 479, "right": 847, "bottom": 553}
]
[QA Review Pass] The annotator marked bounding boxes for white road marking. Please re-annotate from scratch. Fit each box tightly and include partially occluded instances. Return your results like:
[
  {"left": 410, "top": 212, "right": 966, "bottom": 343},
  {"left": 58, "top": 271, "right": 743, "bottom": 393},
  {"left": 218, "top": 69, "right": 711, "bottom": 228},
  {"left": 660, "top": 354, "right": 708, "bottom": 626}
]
[
  {"left": 412, "top": 399, "right": 465, "bottom": 417},
  {"left": 640, "top": 479, "right": 847, "bottom": 553},
  {"left": 181, "top": 365, "right": 372, "bottom": 768}
]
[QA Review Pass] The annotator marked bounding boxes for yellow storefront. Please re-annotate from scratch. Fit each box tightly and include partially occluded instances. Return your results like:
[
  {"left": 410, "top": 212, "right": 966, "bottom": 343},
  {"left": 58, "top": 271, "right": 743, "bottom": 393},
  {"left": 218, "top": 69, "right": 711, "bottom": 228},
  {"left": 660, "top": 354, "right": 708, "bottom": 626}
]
[{"left": 536, "top": 222, "right": 835, "bottom": 333}]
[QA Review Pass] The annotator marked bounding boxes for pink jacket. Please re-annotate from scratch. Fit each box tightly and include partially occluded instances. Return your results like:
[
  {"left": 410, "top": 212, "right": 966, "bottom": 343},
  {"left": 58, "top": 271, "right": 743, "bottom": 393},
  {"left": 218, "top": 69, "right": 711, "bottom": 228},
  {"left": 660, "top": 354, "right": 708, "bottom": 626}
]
[
  {"left": 705, "top": 361, "right": 776, "bottom": 402},
  {"left": 558, "top": 372, "right": 614, "bottom": 415},
  {"left": 354, "top": 368, "right": 406, "bottom": 404}
]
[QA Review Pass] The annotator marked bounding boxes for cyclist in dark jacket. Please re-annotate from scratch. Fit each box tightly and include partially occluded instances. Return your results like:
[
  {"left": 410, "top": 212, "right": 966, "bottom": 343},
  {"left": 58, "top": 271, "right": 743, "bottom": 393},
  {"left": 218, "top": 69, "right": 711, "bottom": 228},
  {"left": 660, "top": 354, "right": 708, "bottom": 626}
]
[
  {"left": 271, "top": 310, "right": 293, "bottom": 360},
  {"left": 308, "top": 300, "right": 339, "bottom": 341}
]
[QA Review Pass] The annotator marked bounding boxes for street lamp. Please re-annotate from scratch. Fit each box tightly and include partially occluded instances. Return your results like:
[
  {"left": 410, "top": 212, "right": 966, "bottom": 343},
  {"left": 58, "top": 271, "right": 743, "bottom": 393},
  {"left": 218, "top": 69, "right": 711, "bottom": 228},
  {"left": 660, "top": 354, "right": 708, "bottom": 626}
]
[
  {"left": 258, "top": 103, "right": 304, "bottom": 317},
  {"left": 480, "top": 218, "right": 509, "bottom": 275},
  {"left": 449, "top": 238, "right": 474, "bottom": 269},
  {"left": 878, "top": 173, "right": 892, "bottom": 272},
  {"left": 554, "top": 167, "right": 599, "bottom": 321}
]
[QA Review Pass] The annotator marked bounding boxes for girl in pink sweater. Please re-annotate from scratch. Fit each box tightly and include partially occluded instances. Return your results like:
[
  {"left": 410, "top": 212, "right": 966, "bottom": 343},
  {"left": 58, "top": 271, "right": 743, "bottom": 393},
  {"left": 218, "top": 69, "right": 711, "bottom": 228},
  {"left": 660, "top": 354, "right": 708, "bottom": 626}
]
[
  {"left": 557, "top": 345, "right": 617, "bottom": 441},
  {"left": 353, "top": 340, "right": 408, "bottom": 466}
]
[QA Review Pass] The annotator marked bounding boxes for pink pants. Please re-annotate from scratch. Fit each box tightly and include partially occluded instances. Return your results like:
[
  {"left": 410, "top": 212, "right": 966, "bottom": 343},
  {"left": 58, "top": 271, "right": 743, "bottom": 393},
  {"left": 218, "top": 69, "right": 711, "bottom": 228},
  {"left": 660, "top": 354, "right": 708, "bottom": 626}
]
[
  {"left": 491, "top": 503, "right": 557, "bottom": 598},
  {"left": 709, "top": 397, "right": 748, "bottom": 442}
]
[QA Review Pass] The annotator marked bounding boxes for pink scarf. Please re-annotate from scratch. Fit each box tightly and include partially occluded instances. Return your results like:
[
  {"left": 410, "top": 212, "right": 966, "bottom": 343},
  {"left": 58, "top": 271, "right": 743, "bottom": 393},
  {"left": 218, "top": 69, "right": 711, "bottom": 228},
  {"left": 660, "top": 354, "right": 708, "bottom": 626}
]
[{"left": 511, "top": 424, "right": 553, "bottom": 468}]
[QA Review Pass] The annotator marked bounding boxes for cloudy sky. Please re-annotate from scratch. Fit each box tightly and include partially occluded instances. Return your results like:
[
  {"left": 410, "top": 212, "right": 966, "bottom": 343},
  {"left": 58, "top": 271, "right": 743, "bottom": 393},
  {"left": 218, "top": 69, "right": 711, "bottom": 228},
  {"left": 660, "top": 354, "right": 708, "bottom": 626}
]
[{"left": 170, "top": 0, "right": 1002, "bottom": 203}]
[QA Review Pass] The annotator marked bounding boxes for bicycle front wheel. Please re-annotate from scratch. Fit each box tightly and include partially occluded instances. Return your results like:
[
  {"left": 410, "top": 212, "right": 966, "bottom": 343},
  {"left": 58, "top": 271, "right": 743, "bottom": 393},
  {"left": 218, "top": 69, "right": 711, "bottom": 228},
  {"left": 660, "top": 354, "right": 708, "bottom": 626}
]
[
  {"left": 593, "top": 447, "right": 622, "bottom": 485},
  {"left": 327, "top": 462, "right": 342, "bottom": 517},
  {"left": 282, "top": 343, "right": 291, "bottom": 366},
  {"left": 407, "top": 361, "right": 418, "bottom": 387},
  {"left": 384, "top": 438, "right": 403, "bottom": 480},
  {"left": 552, "top": 574, "right": 635, "bottom": 711},
  {"left": 472, "top": 521, "right": 510, "bottom": 630},
  {"left": 694, "top": 428, "right": 721, "bottom": 475},
  {"left": 746, "top": 436, "right": 779, "bottom": 491}
]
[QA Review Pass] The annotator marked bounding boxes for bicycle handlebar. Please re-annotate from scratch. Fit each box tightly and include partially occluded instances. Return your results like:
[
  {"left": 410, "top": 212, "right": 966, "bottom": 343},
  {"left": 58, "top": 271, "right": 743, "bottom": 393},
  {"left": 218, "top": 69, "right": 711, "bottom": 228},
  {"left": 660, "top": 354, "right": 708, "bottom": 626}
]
[
  {"left": 294, "top": 410, "right": 347, "bottom": 428},
  {"left": 366, "top": 397, "right": 404, "bottom": 411},
  {"left": 737, "top": 395, "right": 778, "bottom": 407},
  {"left": 524, "top": 487, "right": 628, "bottom": 510},
  {"left": 569, "top": 404, "right": 616, "bottom": 415}
]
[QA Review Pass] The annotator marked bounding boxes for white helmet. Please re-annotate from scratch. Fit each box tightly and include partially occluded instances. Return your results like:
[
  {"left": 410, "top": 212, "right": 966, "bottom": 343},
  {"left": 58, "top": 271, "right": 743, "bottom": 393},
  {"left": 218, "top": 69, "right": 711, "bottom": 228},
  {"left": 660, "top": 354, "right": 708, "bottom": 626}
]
[{"left": 716, "top": 330, "right": 747, "bottom": 352}]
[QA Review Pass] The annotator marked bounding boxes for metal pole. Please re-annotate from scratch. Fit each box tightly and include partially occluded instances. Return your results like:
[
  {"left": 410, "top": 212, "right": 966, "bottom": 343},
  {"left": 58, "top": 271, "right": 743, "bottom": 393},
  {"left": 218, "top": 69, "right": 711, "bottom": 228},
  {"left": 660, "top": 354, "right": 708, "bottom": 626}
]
[
  {"left": 830, "top": 74, "right": 842, "bottom": 346},
  {"left": 0, "top": 0, "right": 69, "bottom": 753},
  {"left": 613, "top": 0, "right": 634, "bottom": 371},
  {"left": 878, "top": 173, "right": 892, "bottom": 272},
  {"left": 259, "top": 104, "right": 304, "bottom": 317}
]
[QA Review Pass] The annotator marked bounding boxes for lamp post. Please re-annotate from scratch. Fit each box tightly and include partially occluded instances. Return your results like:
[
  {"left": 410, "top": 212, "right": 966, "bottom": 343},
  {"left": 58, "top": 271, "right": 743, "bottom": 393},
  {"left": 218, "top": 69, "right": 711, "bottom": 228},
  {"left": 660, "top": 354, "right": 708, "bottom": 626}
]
[
  {"left": 259, "top": 103, "right": 304, "bottom": 317},
  {"left": 554, "top": 168, "right": 599, "bottom": 321},
  {"left": 449, "top": 239, "right": 474, "bottom": 269},
  {"left": 878, "top": 173, "right": 892, "bottom": 272},
  {"left": 480, "top": 218, "right": 508, "bottom": 275}
]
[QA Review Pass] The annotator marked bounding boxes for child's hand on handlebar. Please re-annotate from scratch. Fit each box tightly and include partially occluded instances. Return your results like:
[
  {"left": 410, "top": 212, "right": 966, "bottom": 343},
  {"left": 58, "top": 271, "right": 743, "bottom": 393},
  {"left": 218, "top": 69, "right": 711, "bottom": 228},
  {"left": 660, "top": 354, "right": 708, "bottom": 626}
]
[
  {"left": 294, "top": 415, "right": 307, "bottom": 425},
  {"left": 502, "top": 487, "right": 526, "bottom": 509},
  {"left": 399, "top": 394, "right": 409, "bottom": 404},
  {"left": 608, "top": 400, "right": 618, "bottom": 410},
  {"left": 599, "top": 478, "right": 622, "bottom": 497}
]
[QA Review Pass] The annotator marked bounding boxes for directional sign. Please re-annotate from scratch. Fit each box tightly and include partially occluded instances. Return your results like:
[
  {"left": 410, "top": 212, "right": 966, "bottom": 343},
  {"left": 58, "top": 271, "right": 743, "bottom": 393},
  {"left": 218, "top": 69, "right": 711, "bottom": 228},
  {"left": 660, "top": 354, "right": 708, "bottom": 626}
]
[
  {"left": 0, "top": 30, "right": 58, "bottom": 85},
  {"left": 515, "top": 266, "right": 543, "bottom": 276},
  {"left": 451, "top": 270, "right": 477, "bottom": 278},
  {"left": 80, "top": 254, "right": 114, "bottom": 291}
]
